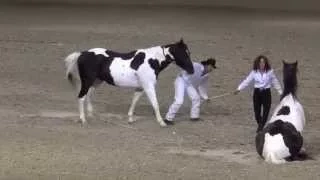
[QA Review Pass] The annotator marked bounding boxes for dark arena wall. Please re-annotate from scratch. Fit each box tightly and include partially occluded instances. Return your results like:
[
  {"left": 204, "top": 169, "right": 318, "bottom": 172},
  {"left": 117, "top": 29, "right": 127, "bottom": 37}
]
[{"left": 3, "top": 0, "right": 320, "bottom": 12}]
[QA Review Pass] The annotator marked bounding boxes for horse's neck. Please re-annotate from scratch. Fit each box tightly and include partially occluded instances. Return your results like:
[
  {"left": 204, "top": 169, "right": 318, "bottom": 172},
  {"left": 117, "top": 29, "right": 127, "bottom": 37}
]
[
  {"left": 143, "top": 46, "right": 173, "bottom": 72},
  {"left": 158, "top": 46, "right": 174, "bottom": 72},
  {"left": 281, "top": 94, "right": 295, "bottom": 104},
  {"left": 143, "top": 46, "right": 166, "bottom": 61},
  {"left": 281, "top": 72, "right": 297, "bottom": 100}
]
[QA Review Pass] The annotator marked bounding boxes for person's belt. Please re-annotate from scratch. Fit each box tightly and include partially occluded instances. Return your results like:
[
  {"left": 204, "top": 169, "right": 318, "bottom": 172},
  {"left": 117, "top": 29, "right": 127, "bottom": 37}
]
[{"left": 255, "top": 87, "right": 270, "bottom": 91}]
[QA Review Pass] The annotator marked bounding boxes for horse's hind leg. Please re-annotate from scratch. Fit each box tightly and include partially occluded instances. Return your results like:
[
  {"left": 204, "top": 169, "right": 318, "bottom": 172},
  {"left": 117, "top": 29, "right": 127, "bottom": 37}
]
[
  {"left": 128, "top": 88, "right": 144, "bottom": 123},
  {"left": 86, "top": 87, "right": 95, "bottom": 117},
  {"left": 78, "top": 96, "right": 87, "bottom": 124},
  {"left": 86, "top": 81, "right": 102, "bottom": 117},
  {"left": 78, "top": 79, "right": 95, "bottom": 125},
  {"left": 76, "top": 53, "right": 100, "bottom": 125}
]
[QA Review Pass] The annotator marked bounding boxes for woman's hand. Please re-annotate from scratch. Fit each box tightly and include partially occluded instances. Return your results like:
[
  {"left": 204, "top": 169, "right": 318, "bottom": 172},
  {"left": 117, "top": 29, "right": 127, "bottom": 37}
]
[
  {"left": 201, "top": 98, "right": 210, "bottom": 103},
  {"left": 233, "top": 90, "right": 240, "bottom": 95}
]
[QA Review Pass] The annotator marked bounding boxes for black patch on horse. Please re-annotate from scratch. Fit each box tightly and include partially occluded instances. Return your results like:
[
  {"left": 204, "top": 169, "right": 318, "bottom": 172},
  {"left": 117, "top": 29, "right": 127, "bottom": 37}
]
[
  {"left": 77, "top": 51, "right": 115, "bottom": 98},
  {"left": 98, "top": 55, "right": 115, "bottom": 85},
  {"left": 130, "top": 52, "right": 145, "bottom": 70},
  {"left": 77, "top": 52, "right": 101, "bottom": 98},
  {"left": 256, "top": 120, "right": 303, "bottom": 159},
  {"left": 277, "top": 106, "right": 290, "bottom": 116},
  {"left": 148, "top": 59, "right": 161, "bottom": 77},
  {"left": 105, "top": 50, "right": 137, "bottom": 60},
  {"left": 165, "top": 54, "right": 173, "bottom": 62},
  {"left": 148, "top": 58, "right": 173, "bottom": 77},
  {"left": 160, "top": 58, "right": 173, "bottom": 72}
]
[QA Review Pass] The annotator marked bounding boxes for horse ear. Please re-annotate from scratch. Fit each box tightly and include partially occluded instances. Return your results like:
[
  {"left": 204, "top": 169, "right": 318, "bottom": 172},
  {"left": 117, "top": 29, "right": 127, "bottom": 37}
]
[
  {"left": 282, "top": 60, "right": 286, "bottom": 64},
  {"left": 294, "top": 61, "right": 298, "bottom": 66},
  {"left": 179, "top": 38, "right": 184, "bottom": 44}
]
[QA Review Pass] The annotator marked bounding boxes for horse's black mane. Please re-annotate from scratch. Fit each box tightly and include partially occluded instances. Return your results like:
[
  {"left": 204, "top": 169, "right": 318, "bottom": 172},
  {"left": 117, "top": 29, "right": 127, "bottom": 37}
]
[{"left": 281, "top": 61, "right": 298, "bottom": 100}]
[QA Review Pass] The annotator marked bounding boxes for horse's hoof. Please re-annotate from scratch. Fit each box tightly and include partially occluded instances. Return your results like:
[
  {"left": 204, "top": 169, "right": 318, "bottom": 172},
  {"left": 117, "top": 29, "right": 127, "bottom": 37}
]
[
  {"left": 160, "top": 122, "right": 167, "bottom": 127},
  {"left": 75, "top": 119, "right": 82, "bottom": 123},
  {"left": 79, "top": 120, "right": 88, "bottom": 127},
  {"left": 88, "top": 112, "right": 94, "bottom": 118},
  {"left": 300, "top": 147, "right": 306, "bottom": 154},
  {"left": 128, "top": 116, "right": 137, "bottom": 123},
  {"left": 164, "top": 119, "right": 175, "bottom": 125}
]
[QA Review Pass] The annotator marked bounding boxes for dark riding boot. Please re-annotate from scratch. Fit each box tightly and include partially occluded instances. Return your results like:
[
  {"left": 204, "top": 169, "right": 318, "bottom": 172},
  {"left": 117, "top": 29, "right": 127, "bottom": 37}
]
[
  {"left": 256, "top": 124, "right": 264, "bottom": 133},
  {"left": 256, "top": 116, "right": 263, "bottom": 132},
  {"left": 164, "top": 119, "right": 174, "bottom": 125}
]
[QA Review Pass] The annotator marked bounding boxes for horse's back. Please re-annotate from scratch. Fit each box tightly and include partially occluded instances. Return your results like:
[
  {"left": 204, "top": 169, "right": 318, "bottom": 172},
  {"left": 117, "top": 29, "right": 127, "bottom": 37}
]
[
  {"left": 88, "top": 48, "right": 109, "bottom": 57},
  {"left": 77, "top": 46, "right": 162, "bottom": 88},
  {"left": 269, "top": 95, "right": 305, "bottom": 132},
  {"left": 79, "top": 48, "right": 140, "bottom": 87}
]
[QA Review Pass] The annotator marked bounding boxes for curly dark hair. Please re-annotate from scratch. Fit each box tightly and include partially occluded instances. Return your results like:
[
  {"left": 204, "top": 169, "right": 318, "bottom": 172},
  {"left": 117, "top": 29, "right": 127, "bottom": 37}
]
[
  {"left": 253, "top": 55, "right": 271, "bottom": 71},
  {"left": 201, "top": 58, "right": 216, "bottom": 69}
]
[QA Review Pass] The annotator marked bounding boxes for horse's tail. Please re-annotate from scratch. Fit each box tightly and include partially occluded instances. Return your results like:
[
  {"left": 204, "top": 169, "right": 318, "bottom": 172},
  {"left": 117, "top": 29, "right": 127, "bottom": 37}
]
[
  {"left": 64, "top": 52, "right": 81, "bottom": 88},
  {"left": 285, "top": 151, "right": 314, "bottom": 162}
]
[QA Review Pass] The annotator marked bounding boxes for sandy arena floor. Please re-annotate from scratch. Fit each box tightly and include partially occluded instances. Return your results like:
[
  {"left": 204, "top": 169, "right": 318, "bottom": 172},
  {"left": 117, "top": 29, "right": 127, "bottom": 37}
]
[{"left": 0, "top": 4, "right": 319, "bottom": 179}]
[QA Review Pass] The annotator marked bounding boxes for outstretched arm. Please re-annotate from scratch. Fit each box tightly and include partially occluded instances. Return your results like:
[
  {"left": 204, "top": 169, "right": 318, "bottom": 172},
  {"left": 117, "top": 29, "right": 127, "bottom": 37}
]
[{"left": 237, "top": 71, "right": 254, "bottom": 91}]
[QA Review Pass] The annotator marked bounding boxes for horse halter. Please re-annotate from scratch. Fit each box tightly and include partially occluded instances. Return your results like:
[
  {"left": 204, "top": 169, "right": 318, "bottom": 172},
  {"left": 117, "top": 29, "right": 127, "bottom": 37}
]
[{"left": 162, "top": 46, "right": 173, "bottom": 62}]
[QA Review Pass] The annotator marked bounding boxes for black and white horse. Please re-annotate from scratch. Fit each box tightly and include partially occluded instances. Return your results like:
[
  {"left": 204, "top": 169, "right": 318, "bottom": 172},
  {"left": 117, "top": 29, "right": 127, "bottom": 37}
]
[
  {"left": 255, "top": 60, "right": 306, "bottom": 164},
  {"left": 64, "top": 39, "right": 194, "bottom": 127}
]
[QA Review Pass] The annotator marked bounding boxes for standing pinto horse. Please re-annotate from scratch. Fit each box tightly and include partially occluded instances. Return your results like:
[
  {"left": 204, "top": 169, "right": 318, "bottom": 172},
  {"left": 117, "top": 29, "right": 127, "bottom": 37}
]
[
  {"left": 255, "top": 60, "right": 306, "bottom": 164},
  {"left": 64, "top": 39, "right": 194, "bottom": 127}
]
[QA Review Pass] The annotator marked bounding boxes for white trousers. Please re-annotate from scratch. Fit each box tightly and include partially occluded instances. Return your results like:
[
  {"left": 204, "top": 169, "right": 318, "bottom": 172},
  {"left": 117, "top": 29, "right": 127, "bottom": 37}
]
[{"left": 165, "top": 77, "right": 201, "bottom": 121}]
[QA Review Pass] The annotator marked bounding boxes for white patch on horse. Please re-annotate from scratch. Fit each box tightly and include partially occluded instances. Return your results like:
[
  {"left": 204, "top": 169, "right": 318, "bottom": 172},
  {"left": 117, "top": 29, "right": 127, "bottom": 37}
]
[
  {"left": 263, "top": 133, "right": 290, "bottom": 164},
  {"left": 268, "top": 94, "right": 305, "bottom": 132},
  {"left": 88, "top": 48, "right": 109, "bottom": 57},
  {"left": 110, "top": 56, "right": 140, "bottom": 87}
]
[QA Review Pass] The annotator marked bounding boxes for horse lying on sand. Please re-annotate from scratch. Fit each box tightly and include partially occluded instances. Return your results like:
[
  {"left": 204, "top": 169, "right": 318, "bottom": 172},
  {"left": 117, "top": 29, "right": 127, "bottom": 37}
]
[{"left": 256, "top": 60, "right": 308, "bottom": 164}]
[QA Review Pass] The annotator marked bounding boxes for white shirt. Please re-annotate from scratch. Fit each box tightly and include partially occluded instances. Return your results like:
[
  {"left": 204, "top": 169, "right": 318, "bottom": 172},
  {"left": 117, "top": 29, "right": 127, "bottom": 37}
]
[
  {"left": 179, "top": 62, "right": 209, "bottom": 99},
  {"left": 237, "top": 69, "right": 283, "bottom": 95}
]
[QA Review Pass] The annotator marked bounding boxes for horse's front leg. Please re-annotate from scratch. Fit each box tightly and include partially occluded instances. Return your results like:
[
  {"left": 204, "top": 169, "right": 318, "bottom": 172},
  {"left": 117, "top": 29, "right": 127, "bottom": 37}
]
[
  {"left": 86, "top": 87, "right": 95, "bottom": 117},
  {"left": 143, "top": 86, "right": 166, "bottom": 127},
  {"left": 78, "top": 96, "right": 87, "bottom": 125},
  {"left": 128, "top": 88, "right": 144, "bottom": 123}
]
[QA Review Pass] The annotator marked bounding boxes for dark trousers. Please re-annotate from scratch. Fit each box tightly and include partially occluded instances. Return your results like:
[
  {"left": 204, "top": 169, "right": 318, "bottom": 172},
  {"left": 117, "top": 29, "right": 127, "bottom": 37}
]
[{"left": 253, "top": 88, "right": 271, "bottom": 132}]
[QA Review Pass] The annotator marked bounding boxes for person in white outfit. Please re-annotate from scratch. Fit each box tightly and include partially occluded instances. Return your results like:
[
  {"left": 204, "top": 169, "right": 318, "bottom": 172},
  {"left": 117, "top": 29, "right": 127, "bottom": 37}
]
[
  {"left": 164, "top": 58, "right": 217, "bottom": 125},
  {"left": 234, "top": 55, "right": 283, "bottom": 132}
]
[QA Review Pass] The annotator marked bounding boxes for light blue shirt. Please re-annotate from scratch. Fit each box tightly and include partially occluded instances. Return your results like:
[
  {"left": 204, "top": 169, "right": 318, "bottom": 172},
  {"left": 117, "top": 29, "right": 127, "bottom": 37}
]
[{"left": 237, "top": 69, "right": 283, "bottom": 95}]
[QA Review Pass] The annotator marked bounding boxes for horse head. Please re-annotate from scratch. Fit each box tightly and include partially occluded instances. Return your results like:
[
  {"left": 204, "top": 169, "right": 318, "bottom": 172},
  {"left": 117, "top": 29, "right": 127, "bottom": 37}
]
[
  {"left": 167, "top": 39, "right": 194, "bottom": 74},
  {"left": 281, "top": 60, "right": 298, "bottom": 100},
  {"left": 283, "top": 60, "right": 298, "bottom": 80}
]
